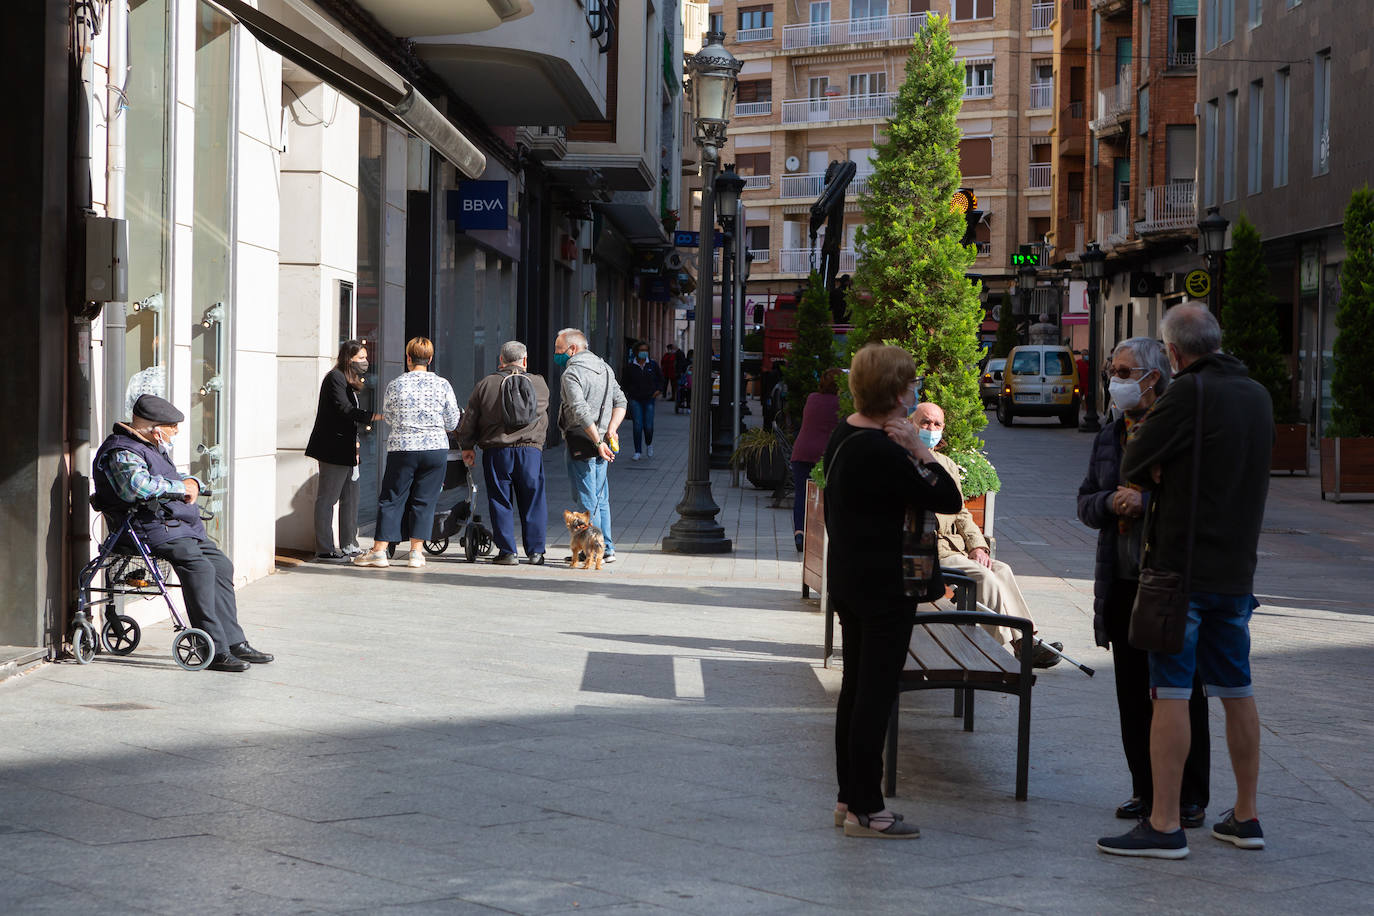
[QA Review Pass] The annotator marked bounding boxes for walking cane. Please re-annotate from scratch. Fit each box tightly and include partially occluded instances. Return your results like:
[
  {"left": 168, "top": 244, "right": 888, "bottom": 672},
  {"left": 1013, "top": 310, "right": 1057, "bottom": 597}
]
[{"left": 974, "top": 600, "right": 1095, "bottom": 677}]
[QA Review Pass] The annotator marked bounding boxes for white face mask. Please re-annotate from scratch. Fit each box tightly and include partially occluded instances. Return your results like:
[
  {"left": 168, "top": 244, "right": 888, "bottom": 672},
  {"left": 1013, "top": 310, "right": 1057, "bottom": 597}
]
[{"left": 1109, "top": 376, "right": 1145, "bottom": 412}]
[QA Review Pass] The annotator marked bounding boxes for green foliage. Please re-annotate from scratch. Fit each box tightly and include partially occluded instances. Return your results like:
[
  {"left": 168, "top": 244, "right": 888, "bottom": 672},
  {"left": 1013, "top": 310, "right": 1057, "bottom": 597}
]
[
  {"left": 1329, "top": 186, "right": 1374, "bottom": 438},
  {"left": 946, "top": 447, "right": 1001, "bottom": 500},
  {"left": 846, "top": 14, "right": 988, "bottom": 454},
  {"left": 781, "top": 273, "right": 836, "bottom": 430},
  {"left": 811, "top": 456, "right": 828, "bottom": 489},
  {"left": 992, "top": 292, "right": 1018, "bottom": 358},
  {"left": 730, "top": 426, "right": 790, "bottom": 468},
  {"left": 1220, "top": 215, "right": 1295, "bottom": 421}
]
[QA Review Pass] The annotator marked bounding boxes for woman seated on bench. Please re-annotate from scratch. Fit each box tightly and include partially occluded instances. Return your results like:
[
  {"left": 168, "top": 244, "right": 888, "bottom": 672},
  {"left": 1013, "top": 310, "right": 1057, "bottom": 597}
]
[{"left": 910, "top": 402, "right": 1062, "bottom": 669}]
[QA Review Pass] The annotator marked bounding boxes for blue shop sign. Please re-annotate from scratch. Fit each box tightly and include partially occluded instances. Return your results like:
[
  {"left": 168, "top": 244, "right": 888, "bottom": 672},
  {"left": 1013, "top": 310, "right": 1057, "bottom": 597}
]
[
  {"left": 673, "top": 230, "right": 725, "bottom": 248},
  {"left": 447, "top": 181, "right": 508, "bottom": 230}
]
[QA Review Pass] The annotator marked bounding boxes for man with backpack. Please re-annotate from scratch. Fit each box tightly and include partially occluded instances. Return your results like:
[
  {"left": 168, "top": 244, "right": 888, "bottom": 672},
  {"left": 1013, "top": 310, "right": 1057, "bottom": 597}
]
[{"left": 456, "top": 341, "right": 550, "bottom": 565}]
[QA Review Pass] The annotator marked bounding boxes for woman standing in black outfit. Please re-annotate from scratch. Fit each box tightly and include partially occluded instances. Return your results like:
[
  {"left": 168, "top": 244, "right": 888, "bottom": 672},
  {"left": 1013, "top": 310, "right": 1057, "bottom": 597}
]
[
  {"left": 1077, "top": 337, "right": 1210, "bottom": 827},
  {"left": 825, "top": 344, "right": 963, "bottom": 838},
  {"left": 305, "top": 340, "right": 373, "bottom": 560}
]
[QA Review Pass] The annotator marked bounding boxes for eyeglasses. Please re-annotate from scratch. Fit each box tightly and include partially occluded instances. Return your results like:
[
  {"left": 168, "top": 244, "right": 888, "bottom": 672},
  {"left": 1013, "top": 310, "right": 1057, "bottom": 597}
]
[{"left": 1109, "top": 366, "right": 1150, "bottom": 380}]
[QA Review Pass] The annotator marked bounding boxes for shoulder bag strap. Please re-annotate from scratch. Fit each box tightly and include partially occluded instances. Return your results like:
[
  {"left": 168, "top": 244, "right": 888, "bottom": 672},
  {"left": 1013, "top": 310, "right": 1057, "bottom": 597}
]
[{"left": 1181, "top": 374, "right": 1205, "bottom": 592}]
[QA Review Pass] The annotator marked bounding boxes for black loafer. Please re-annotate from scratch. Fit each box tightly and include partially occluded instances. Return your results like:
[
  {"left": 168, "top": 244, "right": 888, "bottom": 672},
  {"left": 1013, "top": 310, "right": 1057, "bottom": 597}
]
[
  {"left": 1116, "top": 797, "right": 1149, "bottom": 819},
  {"left": 492, "top": 552, "right": 518, "bottom": 566},
  {"left": 527, "top": 553, "right": 545, "bottom": 566},
  {"left": 1179, "top": 804, "right": 1206, "bottom": 829},
  {"left": 230, "top": 642, "right": 274, "bottom": 664},
  {"left": 208, "top": 652, "right": 250, "bottom": 672}
]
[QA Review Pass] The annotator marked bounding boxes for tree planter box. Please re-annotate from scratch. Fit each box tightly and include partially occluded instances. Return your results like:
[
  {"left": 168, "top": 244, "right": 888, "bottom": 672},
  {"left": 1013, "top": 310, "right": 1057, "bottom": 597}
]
[
  {"left": 802, "top": 480, "right": 825, "bottom": 599},
  {"left": 1272, "top": 423, "right": 1310, "bottom": 475},
  {"left": 1320, "top": 437, "right": 1374, "bottom": 501}
]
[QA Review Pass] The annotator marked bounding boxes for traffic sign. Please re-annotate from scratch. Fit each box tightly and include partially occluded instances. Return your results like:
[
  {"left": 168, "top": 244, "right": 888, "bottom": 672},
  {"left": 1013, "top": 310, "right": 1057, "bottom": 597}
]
[{"left": 1184, "top": 269, "right": 1212, "bottom": 299}]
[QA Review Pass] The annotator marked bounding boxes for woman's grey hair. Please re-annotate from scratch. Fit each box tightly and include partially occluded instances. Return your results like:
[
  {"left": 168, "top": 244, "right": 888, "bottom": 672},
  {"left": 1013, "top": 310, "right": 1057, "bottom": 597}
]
[
  {"left": 1161, "top": 302, "right": 1222, "bottom": 358},
  {"left": 1113, "top": 336, "right": 1171, "bottom": 395},
  {"left": 556, "top": 328, "right": 588, "bottom": 348},
  {"left": 499, "top": 340, "right": 527, "bottom": 364}
]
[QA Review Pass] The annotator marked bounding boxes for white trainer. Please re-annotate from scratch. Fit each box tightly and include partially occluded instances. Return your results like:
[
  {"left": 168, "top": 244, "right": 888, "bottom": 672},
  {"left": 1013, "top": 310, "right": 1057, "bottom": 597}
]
[
  {"left": 647, "top": 445, "right": 654, "bottom": 457},
  {"left": 632, "top": 452, "right": 642, "bottom": 461},
  {"left": 352, "top": 550, "right": 389, "bottom": 568}
]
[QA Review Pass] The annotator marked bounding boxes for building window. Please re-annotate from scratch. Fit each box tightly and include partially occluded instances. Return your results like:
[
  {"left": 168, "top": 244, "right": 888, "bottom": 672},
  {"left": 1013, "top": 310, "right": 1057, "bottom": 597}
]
[
  {"left": 1204, "top": 0, "right": 1217, "bottom": 50},
  {"left": 953, "top": 0, "right": 993, "bottom": 21},
  {"left": 1220, "top": 0, "right": 1233, "bottom": 43},
  {"left": 1249, "top": 0, "right": 1261, "bottom": 27},
  {"left": 738, "top": 6, "right": 774, "bottom": 32},
  {"left": 963, "top": 61, "right": 994, "bottom": 99},
  {"left": 1247, "top": 79, "right": 1263, "bottom": 194},
  {"left": 1313, "top": 49, "right": 1331, "bottom": 175},
  {"left": 1169, "top": 0, "right": 1197, "bottom": 67},
  {"left": 1141, "top": 0, "right": 1151, "bottom": 63},
  {"left": 1223, "top": 90, "right": 1237, "bottom": 201},
  {"left": 848, "top": 71, "right": 887, "bottom": 97},
  {"left": 736, "top": 80, "right": 772, "bottom": 103},
  {"left": 735, "top": 152, "right": 770, "bottom": 175},
  {"left": 1274, "top": 67, "right": 1290, "bottom": 187},
  {"left": 1139, "top": 87, "right": 1150, "bottom": 132},
  {"left": 744, "top": 224, "right": 770, "bottom": 252},
  {"left": 1166, "top": 125, "right": 1197, "bottom": 183},
  {"left": 1286, "top": 0, "right": 1300, "bottom": 7},
  {"left": 1203, "top": 98, "right": 1218, "bottom": 205},
  {"left": 708, "top": 12, "right": 723, "bottom": 32},
  {"left": 959, "top": 137, "right": 993, "bottom": 177},
  {"left": 1093, "top": 12, "right": 1101, "bottom": 50},
  {"left": 851, "top": 0, "right": 890, "bottom": 20}
]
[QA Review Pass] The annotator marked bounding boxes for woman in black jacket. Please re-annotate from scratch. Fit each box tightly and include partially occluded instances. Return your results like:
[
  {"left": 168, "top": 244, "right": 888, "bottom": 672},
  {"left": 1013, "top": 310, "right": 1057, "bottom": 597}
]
[
  {"left": 1077, "top": 337, "right": 1210, "bottom": 827},
  {"left": 825, "top": 344, "right": 963, "bottom": 838},
  {"left": 305, "top": 340, "right": 373, "bottom": 559}
]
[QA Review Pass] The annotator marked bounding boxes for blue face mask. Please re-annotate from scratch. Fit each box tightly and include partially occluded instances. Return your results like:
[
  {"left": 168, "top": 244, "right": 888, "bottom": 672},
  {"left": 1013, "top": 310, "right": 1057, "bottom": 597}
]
[
  {"left": 553, "top": 352, "right": 571, "bottom": 369},
  {"left": 636, "top": 352, "right": 648, "bottom": 362},
  {"left": 918, "top": 428, "right": 943, "bottom": 449}
]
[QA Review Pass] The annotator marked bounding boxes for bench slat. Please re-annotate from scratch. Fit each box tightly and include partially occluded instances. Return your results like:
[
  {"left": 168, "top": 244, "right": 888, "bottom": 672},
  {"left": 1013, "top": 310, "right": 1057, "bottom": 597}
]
[
  {"left": 961, "top": 626, "right": 1025, "bottom": 678},
  {"left": 905, "top": 625, "right": 962, "bottom": 678},
  {"left": 923, "top": 623, "right": 1009, "bottom": 682}
]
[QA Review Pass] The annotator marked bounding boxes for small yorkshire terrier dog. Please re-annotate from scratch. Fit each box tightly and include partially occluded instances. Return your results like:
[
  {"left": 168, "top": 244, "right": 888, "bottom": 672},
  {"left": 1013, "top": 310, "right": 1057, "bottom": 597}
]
[{"left": 564, "top": 510, "right": 606, "bottom": 570}]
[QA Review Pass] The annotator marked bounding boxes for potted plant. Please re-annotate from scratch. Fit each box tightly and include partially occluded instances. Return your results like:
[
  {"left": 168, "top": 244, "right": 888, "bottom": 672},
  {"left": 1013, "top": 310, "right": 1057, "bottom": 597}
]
[
  {"left": 1220, "top": 215, "right": 1307, "bottom": 473},
  {"left": 1321, "top": 186, "right": 1374, "bottom": 500},
  {"left": 947, "top": 447, "right": 1002, "bottom": 534},
  {"left": 731, "top": 427, "right": 791, "bottom": 490}
]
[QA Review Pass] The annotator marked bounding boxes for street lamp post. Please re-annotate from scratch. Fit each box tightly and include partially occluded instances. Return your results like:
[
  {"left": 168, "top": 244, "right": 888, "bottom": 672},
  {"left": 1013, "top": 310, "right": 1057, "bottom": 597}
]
[
  {"left": 1016, "top": 262, "right": 1037, "bottom": 316},
  {"left": 1197, "top": 206, "right": 1230, "bottom": 315},
  {"left": 710, "top": 167, "right": 744, "bottom": 469},
  {"left": 1078, "top": 242, "right": 1106, "bottom": 433},
  {"left": 663, "top": 31, "right": 741, "bottom": 555}
]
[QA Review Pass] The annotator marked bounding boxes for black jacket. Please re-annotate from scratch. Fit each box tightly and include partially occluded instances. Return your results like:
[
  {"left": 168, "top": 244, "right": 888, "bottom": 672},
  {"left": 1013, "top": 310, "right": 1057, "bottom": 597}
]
[
  {"left": 305, "top": 369, "right": 369, "bottom": 466},
  {"left": 1122, "top": 352, "right": 1273, "bottom": 595},
  {"left": 622, "top": 359, "right": 664, "bottom": 401}
]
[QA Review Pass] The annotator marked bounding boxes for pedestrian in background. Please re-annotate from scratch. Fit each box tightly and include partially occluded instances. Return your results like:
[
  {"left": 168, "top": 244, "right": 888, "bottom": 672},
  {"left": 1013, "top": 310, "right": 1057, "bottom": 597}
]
[
  {"left": 305, "top": 339, "right": 372, "bottom": 561},
  {"left": 1099, "top": 303, "right": 1273, "bottom": 860},
  {"left": 824, "top": 344, "right": 962, "bottom": 838},
  {"left": 1078, "top": 337, "right": 1211, "bottom": 830},
  {"left": 622, "top": 342, "right": 663, "bottom": 460},
  {"left": 354, "top": 337, "right": 460, "bottom": 570},
  {"left": 456, "top": 340, "right": 550, "bottom": 566},
  {"left": 789, "top": 367, "right": 843, "bottom": 552},
  {"left": 555, "top": 328, "right": 626, "bottom": 563},
  {"left": 660, "top": 344, "right": 678, "bottom": 400}
]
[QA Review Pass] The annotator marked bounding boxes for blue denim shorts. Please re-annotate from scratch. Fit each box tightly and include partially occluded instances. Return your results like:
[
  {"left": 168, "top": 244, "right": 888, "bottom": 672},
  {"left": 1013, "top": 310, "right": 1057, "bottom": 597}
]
[{"left": 1148, "top": 592, "right": 1259, "bottom": 700}]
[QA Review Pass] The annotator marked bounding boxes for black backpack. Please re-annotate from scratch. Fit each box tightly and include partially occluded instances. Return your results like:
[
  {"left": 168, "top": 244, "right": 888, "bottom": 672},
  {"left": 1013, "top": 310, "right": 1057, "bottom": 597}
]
[{"left": 500, "top": 369, "right": 539, "bottom": 432}]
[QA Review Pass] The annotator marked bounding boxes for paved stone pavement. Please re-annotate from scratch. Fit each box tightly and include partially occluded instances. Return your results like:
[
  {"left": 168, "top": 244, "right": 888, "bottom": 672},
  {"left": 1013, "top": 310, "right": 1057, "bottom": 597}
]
[{"left": 2, "top": 401, "right": 1373, "bottom": 914}]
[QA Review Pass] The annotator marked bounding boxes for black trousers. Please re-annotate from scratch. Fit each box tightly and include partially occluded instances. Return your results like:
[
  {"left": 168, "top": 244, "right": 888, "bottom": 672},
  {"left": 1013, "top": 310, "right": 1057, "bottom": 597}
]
[
  {"left": 1106, "top": 578, "right": 1210, "bottom": 808},
  {"left": 833, "top": 593, "right": 914, "bottom": 816},
  {"left": 151, "top": 537, "right": 247, "bottom": 657}
]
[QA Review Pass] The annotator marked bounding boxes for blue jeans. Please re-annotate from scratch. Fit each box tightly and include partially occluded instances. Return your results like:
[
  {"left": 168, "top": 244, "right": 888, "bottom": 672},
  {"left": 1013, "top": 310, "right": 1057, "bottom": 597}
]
[
  {"left": 375, "top": 448, "right": 447, "bottom": 544},
  {"left": 627, "top": 398, "right": 655, "bottom": 453},
  {"left": 482, "top": 446, "right": 547, "bottom": 556},
  {"left": 1149, "top": 592, "right": 1259, "bottom": 700},
  {"left": 565, "top": 453, "right": 614, "bottom": 553}
]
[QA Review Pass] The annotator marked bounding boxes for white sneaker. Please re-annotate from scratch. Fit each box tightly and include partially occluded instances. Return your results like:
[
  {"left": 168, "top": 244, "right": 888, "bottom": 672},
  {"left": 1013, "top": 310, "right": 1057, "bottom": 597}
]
[
  {"left": 646, "top": 445, "right": 654, "bottom": 457},
  {"left": 632, "top": 452, "right": 642, "bottom": 461},
  {"left": 603, "top": 553, "right": 617, "bottom": 564},
  {"left": 352, "top": 550, "right": 389, "bottom": 568},
  {"left": 407, "top": 552, "right": 425, "bottom": 568}
]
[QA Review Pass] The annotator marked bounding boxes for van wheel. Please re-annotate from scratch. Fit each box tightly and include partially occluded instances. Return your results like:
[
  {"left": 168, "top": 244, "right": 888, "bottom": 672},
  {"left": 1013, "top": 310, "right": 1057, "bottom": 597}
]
[{"left": 996, "top": 397, "right": 1015, "bottom": 427}]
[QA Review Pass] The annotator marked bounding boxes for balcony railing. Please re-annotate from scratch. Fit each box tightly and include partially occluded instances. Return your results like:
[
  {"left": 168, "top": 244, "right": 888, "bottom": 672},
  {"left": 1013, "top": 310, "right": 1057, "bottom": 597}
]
[
  {"left": 1091, "top": 68, "right": 1134, "bottom": 132},
  {"left": 1136, "top": 180, "right": 1196, "bottom": 234},
  {"left": 735, "top": 100, "right": 773, "bottom": 117},
  {"left": 963, "top": 84, "right": 994, "bottom": 100},
  {"left": 747, "top": 248, "right": 770, "bottom": 263},
  {"left": 1169, "top": 49, "right": 1197, "bottom": 68},
  {"left": 975, "top": 241, "right": 992, "bottom": 256},
  {"left": 737, "top": 26, "right": 773, "bottom": 42},
  {"left": 1028, "top": 163, "right": 1052, "bottom": 188},
  {"left": 1029, "top": 81, "right": 1053, "bottom": 109},
  {"left": 1065, "top": 100, "right": 1085, "bottom": 120},
  {"left": 1098, "top": 203, "right": 1131, "bottom": 248},
  {"left": 781, "top": 12, "right": 926, "bottom": 50},
  {"left": 780, "top": 247, "right": 857, "bottom": 275},
  {"left": 742, "top": 174, "right": 771, "bottom": 190},
  {"left": 780, "top": 171, "right": 872, "bottom": 199},
  {"left": 781, "top": 93, "right": 896, "bottom": 125},
  {"left": 1031, "top": 1, "right": 1055, "bottom": 30}
]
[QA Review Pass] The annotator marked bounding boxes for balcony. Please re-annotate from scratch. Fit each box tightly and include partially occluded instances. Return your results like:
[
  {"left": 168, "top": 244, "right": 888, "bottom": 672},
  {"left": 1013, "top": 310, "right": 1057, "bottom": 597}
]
[
  {"left": 781, "top": 12, "right": 926, "bottom": 51},
  {"left": 516, "top": 125, "right": 567, "bottom": 160},
  {"left": 742, "top": 174, "right": 771, "bottom": 191},
  {"left": 735, "top": 100, "right": 773, "bottom": 117},
  {"left": 1090, "top": 0, "right": 1130, "bottom": 17},
  {"left": 1169, "top": 49, "right": 1197, "bottom": 69},
  {"left": 975, "top": 241, "right": 992, "bottom": 256},
  {"left": 1029, "top": 81, "right": 1053, "bottom": 110},
  {"left": 780, "top": 171, "right": 872, "bottom": 199},
  {"left": 1090, "top": 68, "right": 1134, "bottom": 134},
  {"left": 747, "top": 248, "right": 770, "bottom": 264},
  {"left": 1136, "top": 181, "right": 1196, "bottom": 234},
  {"left": 781, "top": 93, "right": 896, "bottom": 125},
  {"left": 963, "top": 84, "right": 994, "bottom": 101},
  {"left": 683, "top": 1, "right": 708, "bottom": 55},
  {"left": 1060, "top": 0, "right": 1089, "bottom": 49},
  {"left": 1098, "top": 203, "right": 1131, "bottom": 249},
  {"left": 1030, "top": 1, "right": 1055, "bottom": 31},
  {"left": 737, "top": 26, "right": 773, "bottom": 42},
  {"left": 1028, "top": 163, "right": 1052, "bottom": 189},
  {"left": 780, "top": 247, "right": 857, "bottom": 275}
]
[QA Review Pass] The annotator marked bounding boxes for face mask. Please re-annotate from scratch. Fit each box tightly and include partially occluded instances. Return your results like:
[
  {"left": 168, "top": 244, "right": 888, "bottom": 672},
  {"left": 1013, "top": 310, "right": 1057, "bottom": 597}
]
[
  {"left": 918, "top": 428, "right": 943, "bottom": 449},
  {"left": 352, "top": 358, "right": 369, "bottom": 374},
  {"left": 553, "top": 352, "right": 571, "bottom": 369},
  {"left": 156, "top": 428, "right": 177, "bottom": 452},
  {"left": 1109, "top": 377, "right": 1144, "bottom": 412},
  {"left": 636, "top": 352, "right": 648, "bottom": 363}
]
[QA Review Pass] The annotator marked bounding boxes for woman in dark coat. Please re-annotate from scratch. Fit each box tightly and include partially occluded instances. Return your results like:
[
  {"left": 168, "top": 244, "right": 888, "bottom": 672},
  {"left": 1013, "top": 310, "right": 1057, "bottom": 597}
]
[
  {"left": 305, "top": 340, "right": 372, "bottom": 559},
  {"left": 1077, "top": 336, "right": 1210, "bottom": 827}
]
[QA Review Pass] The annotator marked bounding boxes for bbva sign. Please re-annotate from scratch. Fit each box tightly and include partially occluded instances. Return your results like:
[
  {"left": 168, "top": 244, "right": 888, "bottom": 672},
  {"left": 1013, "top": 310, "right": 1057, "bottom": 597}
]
[{"left": 447, "top": 181, "right": 508, "bottom": 230}]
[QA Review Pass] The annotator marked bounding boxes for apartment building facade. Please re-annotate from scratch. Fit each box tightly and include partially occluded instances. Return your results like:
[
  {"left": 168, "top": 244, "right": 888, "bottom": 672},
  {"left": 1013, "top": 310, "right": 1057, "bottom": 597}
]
[
  {"left": 1197, "top": 0, "right": 1372, "bottom": 434},
  {"left": 697, "top": 0, "right": 1062, "bottom": 320}
]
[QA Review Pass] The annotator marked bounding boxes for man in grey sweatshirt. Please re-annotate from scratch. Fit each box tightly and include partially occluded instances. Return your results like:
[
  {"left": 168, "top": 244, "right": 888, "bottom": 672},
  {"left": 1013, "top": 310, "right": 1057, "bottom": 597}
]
[{"left": 554, "top": 328, "right": 627, "bottom": 561}]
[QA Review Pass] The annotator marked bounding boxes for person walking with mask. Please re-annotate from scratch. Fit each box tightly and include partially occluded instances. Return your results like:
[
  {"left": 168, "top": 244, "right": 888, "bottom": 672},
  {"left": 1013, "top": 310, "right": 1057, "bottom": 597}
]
[
  {"left": 305, "top": 340, "right": 373, "bottom": 560},
  {"left": 622, "top": 343, "right": 664, "bottom": 460},
  {"left": 555, "top": 328, "right": 626, "bottom": 562}
]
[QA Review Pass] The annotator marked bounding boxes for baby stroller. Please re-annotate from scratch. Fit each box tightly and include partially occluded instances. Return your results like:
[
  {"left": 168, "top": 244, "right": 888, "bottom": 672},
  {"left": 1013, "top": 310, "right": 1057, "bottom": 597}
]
[
  {"left": 419, "top": 449, "right": 495, "bottom": 562},
  {"left": 71, "top": 494, "right": 217, "bottom": 671}
]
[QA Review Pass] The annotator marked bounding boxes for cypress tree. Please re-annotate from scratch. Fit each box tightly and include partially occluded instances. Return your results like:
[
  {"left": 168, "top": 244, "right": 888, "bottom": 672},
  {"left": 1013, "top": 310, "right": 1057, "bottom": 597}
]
[
  {"left": 1219, "top": 215, "right": 1292, "bottom": 420},
  {"left": 992, "top": 291, "right": 1019, "bottom": 357},
  {"left": 782, "top": 272, "right": 835, "bottom": 431},
  {"left": 1329, "top": 186, "right": 1374, "bottom": 437}
]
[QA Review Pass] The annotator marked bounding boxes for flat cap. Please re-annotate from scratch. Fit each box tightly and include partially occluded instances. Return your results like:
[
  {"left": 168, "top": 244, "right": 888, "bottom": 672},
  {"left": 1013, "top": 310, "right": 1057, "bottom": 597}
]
[{"left": 132, "top": 394, "right": 184, "bottom": 424}]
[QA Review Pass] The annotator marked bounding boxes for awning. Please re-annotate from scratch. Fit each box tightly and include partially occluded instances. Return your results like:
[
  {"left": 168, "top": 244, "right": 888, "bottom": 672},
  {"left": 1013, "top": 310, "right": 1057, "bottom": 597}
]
[{"left": 212, "top": 0, "right": 485, "bottom": 178}]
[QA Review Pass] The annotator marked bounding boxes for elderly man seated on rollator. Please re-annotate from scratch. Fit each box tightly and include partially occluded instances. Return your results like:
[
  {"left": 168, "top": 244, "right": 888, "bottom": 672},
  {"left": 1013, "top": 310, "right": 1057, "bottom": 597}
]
[
  {"left": 92, "top": 394, "right": 273, "bottom": 673},
  {"left": 911, "top": 402, "right": 1062, "bottom": 669}
]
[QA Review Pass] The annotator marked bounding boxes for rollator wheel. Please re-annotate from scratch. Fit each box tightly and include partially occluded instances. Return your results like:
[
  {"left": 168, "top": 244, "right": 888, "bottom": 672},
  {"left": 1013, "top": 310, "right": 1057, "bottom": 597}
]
[
  {"left": 72, "top": 626, "right": 96, "bottom": 665},
  {"left": 423, "top": 538, "right": 448, "bottom": 555},
  {"left": 475, "top": 525, "right": 495, "bottom": 557},
  {"left": 101, "top": 615, "right": 141, "bottom": 655},
  {"left": 464, "top": 530, "right": 479, "bottom": 563},
  {"left": 172, "top": 628, "right": 214, "bottom": 671}
]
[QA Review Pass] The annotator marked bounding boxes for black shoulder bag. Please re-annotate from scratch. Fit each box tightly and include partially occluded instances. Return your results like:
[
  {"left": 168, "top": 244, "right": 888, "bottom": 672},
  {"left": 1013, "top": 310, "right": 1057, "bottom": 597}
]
[{"left": 1129, "top": 374, "right": 1204, "bottom": 654}]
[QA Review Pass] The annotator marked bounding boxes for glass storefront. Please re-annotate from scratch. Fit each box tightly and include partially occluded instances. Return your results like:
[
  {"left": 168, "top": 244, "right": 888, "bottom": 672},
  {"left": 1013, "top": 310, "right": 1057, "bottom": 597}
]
[
  {"left": 190, "top": 2, "right": 235, "bottom": 544},
  {"left": 355, "top": 112, "right": 385, "bottom": 529}
]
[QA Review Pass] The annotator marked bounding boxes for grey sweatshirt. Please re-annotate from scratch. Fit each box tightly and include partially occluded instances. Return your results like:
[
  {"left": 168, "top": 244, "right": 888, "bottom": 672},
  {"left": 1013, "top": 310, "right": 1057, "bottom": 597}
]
[{"left": 558, "top": 351, "right": 627, "bottom": 435}]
